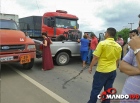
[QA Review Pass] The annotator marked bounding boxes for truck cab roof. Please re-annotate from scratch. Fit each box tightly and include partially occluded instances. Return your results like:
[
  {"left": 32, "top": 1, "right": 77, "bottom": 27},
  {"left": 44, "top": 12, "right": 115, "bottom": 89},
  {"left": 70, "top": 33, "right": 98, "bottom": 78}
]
[{"left": 43, "top": 11, "right": 78, "bottom": 20}]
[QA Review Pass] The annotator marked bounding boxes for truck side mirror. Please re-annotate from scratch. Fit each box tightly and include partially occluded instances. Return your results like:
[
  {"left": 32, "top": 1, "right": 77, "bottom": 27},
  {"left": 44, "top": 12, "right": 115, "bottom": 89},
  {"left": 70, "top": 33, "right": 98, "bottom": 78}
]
[{"left": 98, "top": 33, "right": 104, "bottom": 42}]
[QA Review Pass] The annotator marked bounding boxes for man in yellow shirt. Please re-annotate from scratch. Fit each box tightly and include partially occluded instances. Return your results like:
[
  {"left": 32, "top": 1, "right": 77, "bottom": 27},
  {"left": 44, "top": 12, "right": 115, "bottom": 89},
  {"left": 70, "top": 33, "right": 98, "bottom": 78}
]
[{"left": 88, "top": 27, "right": 122, "bottom": 103}]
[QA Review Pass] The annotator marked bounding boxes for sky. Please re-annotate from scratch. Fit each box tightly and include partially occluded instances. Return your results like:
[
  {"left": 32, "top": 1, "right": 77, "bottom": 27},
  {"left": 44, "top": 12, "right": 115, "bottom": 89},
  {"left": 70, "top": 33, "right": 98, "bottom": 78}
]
[{"left": 1, "top": 0, "right": 140, "bottom": 37}]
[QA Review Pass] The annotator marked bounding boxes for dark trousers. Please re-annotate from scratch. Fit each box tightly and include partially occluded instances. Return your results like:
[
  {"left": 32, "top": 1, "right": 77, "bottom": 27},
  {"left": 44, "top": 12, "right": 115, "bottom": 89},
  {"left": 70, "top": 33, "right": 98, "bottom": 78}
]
[
  {"left": 121, "top": 46, "right": 123, "bottom": 60},
  {"left": 88, "top": 70, "right": 116, "bottom": 103}
]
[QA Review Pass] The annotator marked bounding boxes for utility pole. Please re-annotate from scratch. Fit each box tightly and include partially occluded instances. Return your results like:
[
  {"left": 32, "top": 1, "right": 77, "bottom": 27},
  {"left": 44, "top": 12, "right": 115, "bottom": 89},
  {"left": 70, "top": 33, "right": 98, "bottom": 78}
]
[{"left": 128, "top": 23, "right": 134, "bottom": 30}]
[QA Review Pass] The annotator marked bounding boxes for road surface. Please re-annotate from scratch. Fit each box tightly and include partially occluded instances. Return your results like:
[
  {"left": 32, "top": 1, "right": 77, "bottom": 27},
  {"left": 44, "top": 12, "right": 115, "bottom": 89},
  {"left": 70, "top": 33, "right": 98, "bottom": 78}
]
[{"left": 1, "top": 57, "right": 128, "bottom": 103}]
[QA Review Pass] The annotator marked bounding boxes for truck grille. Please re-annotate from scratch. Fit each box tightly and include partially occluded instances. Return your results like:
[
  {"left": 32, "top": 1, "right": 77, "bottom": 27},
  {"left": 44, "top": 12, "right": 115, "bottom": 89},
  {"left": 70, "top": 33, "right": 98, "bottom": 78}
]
[{"left": 0, "top": 45, "right": 25, "bottom": 52}]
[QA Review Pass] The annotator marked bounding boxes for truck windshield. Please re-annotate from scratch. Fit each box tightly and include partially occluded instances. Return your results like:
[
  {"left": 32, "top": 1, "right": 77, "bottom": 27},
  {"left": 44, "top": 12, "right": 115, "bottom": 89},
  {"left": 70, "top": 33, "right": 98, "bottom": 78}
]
[
  {"left": 0, "top": 19, "right": 18, "bottom": 30},
  {"left": 55, "top": 18, "right": 77, "bottom": 28}
]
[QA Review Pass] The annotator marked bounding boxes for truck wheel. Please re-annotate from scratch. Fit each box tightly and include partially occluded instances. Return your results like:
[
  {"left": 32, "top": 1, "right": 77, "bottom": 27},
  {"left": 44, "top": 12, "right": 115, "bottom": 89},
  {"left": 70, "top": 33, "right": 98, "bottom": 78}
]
[
  {"left": 22, "top": 58, "right": 34, "bottom": 70},
  {"left": 56, "top": 52, "right": 70, "bottom": 66}
]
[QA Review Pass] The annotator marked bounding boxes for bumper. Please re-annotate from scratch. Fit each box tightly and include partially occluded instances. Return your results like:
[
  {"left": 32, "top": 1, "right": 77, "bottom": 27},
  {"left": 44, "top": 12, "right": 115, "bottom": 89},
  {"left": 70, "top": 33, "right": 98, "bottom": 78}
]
[{"left": 0, "top": 51, "right": 36, "bottom": 63}]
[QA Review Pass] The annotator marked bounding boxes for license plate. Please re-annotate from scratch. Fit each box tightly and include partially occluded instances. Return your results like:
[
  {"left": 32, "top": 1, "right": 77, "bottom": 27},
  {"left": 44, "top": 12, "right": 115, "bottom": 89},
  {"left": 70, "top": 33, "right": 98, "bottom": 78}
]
[
  {"left": 20, "top": 55, "right": 30, "bottom": 64},
  {"left": 0, "top": 56, "right": 14, "bottom": 62}
]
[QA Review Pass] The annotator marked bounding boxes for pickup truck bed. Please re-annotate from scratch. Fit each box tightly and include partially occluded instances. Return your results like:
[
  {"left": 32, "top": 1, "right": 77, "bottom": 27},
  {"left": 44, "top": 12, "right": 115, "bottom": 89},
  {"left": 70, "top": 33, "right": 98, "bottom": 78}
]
[{"left": 33, "top": 39, "right": 81, "bottom": 66}]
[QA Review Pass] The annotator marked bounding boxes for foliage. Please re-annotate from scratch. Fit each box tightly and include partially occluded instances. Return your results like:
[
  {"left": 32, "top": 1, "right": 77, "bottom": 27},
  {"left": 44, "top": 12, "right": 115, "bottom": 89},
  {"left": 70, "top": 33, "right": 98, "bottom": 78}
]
[{"left": 115, "top": 28, "right": 130, "bottom": 44}]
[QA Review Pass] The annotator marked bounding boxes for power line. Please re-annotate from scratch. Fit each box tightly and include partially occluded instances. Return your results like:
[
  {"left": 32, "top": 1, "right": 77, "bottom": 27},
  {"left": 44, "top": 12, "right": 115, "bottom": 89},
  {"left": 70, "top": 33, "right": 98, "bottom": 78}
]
[{"left": 36, "top": 0, "right": 40, "bottom": 14}]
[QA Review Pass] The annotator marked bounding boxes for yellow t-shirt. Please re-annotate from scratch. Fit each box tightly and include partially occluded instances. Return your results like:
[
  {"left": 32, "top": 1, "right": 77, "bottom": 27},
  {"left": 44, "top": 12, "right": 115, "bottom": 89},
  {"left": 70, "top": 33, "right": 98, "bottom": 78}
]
[{"left": 93, "top": 38, "right": 122, "bottom": 73}]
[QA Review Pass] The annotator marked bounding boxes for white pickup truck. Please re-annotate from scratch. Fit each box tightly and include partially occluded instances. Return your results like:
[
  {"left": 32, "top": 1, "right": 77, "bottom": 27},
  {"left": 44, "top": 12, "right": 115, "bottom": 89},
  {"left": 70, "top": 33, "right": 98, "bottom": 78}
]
[
  {"left": 33, "top": 32, "right": 104, "bottom": 66},
  {"left": 34, "top": 39, "right": 81, "bottom": 65}
]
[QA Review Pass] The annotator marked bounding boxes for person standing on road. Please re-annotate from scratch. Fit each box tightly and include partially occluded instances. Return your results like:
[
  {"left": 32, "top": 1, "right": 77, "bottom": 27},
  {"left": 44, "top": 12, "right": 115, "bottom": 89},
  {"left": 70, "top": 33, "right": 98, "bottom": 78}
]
[
  {"left": 88, "top": 27, "right": 122, "bottom": 103},
  {"left": 116, "top": 35, "right": 124, "bottom": 46},
  {"left": 42, "top": 32, "right": 54, "bottom": 71},
  {"left": 78, "top": 34, "right": 90, "bottom": 67},
  {"left": 127, "top": 29, "right": 139, "bottom": 51},
  {"left": 116, "top": 35, "right": 124, "bottom": 60},
  {"left": 87, "top": 32, "right": 98, "bottom": 65},
  {"left": 86, "top": 33, "right": 91, "bottom": 40},
  {"left": 119, "top": 19, "right": 140, "bottom": 103}
]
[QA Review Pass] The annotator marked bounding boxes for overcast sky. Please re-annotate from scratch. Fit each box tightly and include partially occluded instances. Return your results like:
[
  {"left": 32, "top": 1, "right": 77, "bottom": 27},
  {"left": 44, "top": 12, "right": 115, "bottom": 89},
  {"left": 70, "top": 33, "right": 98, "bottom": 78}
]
[{"left": 1, "top": 0, "right": 140, "bottom": 36}]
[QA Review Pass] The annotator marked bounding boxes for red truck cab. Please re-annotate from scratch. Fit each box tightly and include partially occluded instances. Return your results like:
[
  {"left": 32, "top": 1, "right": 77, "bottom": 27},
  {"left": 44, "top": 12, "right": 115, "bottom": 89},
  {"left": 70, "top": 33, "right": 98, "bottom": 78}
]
[
  {"left": 0, "top": 17, "right": 36, "bottom": 69},
  {"left": 42, "top": 10, "right": 80, "bottom": 40}
]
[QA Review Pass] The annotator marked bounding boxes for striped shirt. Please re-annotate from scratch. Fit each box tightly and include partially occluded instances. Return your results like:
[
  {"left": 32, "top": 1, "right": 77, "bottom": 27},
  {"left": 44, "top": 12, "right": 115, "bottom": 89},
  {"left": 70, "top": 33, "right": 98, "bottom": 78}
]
[{"left": 121, "top": 48, "right": 140, "bottom": 103}]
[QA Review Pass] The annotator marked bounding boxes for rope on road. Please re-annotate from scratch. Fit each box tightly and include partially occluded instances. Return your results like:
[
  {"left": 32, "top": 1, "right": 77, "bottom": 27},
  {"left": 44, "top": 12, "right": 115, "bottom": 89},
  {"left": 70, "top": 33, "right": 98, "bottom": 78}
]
[{"left": 62, "top": 65, "right": 89, "bottom": 89}]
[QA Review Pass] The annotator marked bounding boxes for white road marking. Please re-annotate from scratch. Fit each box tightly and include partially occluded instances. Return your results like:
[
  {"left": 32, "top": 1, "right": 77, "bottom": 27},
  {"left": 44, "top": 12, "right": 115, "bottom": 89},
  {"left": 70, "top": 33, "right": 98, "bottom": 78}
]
[{"left": 8, "top": 65, "right": 69, "bottom": 103}]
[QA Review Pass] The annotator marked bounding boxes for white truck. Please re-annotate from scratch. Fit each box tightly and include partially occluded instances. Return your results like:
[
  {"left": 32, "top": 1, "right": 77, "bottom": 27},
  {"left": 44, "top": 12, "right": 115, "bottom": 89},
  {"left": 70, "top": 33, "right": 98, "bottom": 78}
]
[{"left": 0, "top": 13, "right": 19, "bottom": 23}]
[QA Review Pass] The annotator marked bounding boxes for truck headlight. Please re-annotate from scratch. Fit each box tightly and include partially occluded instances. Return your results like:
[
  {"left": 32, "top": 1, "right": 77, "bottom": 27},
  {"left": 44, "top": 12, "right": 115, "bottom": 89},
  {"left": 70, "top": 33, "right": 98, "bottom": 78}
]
[{"left": 27, "top": 45, "right": 36, "bottom": 50}]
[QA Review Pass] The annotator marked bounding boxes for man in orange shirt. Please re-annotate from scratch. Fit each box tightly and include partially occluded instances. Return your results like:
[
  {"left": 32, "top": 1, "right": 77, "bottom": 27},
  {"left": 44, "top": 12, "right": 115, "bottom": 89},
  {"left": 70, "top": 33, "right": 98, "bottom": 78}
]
[{"left": 87, "top": 32, "right": 98, "bottom": 64}]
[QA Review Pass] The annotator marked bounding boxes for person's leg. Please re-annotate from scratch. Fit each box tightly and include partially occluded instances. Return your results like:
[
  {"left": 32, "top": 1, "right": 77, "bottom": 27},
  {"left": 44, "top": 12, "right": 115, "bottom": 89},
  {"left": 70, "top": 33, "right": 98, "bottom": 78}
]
[
  {"left": 80, "top": 51, "right": 84, "bottom": 66},
  {"left": 80, "top": 51, "right": 83, "bottom": 60},
  {"left": 102, "top": 70, "right": 117, "bottom": 103},
  {"left": 121, "top": 47, "right": 123, "bottom": 60},
  {"left": 87, "top": 49, "right": 92, "bottom": 64},
  {"left": 88, "top": 71, "right": 108, "bottom": 103},
  {"left": 83, "top": 51, "right": 88, "bottom": 67},
  {"left": 104, "top": 70, "right": 116, "bottom": 91}
]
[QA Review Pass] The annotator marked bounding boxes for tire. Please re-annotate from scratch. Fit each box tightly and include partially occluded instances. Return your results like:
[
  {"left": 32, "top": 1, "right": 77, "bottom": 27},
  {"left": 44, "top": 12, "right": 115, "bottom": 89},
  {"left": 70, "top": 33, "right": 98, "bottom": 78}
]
[
  {"left": 22, "top": 58, "right": 34, "bottom": 70},
  {"left": 56, "top": 52, "right": 70, "bottom": 66}
]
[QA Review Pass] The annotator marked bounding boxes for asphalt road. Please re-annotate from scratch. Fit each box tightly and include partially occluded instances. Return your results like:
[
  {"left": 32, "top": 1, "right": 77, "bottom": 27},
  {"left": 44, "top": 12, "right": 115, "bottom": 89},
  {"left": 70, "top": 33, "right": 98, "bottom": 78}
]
[{"left": 1, "top": 57, "right": 128, "bottom": 103}]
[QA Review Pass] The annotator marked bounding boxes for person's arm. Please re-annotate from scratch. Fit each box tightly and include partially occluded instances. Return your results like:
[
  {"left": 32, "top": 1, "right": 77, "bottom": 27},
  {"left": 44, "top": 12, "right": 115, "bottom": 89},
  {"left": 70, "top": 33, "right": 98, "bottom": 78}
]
[
  {"left": 119, "top": 47, "right": 140, "bottom": 75},
  {"left": 77, "top": 39, "right": 80, "bottom": 43},
  {"left": 128, "top": 35, "right": 140, "bottom": 68},
  {"left": 88, "top": 56, "right": 98, "bottom": 74},
  {"left": 43, "top": 40, "right": 47, "bottom": 46},
  {"left": 116, "top": 59, "right": 120, "bottom": 68},
  {"left": 120, "top": 36, "right": 140, "bottom": 75},
  {"left": 88, "top": 42, "right": 102, "bottom": 74},
  {"left": 119, "top": 60, "right": 140, "bottom": 76},
  {"left": 50, "top": 38, "right": 53, "bottom": 44},
  {"left": 119, "top": 48, "right": 136, "bottom": 75},
  {"left": 95, "top": 38, "right": 98, "bottom": 46},
  {"left": 136, "top": 52, "right": 140, "bottom": 69}
]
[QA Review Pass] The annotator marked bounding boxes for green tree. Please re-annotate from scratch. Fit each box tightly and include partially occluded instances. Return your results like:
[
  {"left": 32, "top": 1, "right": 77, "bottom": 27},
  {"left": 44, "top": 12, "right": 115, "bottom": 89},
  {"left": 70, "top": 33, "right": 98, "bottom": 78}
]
[{"left": 115, "top": 28, "right": 130, "bottom": 44}]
